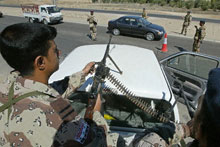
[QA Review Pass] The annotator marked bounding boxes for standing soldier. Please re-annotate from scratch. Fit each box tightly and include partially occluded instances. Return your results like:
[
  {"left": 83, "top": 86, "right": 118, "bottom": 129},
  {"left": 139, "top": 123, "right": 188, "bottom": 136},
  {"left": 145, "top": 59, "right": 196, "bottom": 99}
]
[
  {"left": 181, "top": 11, "right": 192, "bottom": 36},
  {"left": 192, "top": 20, "right": 206, "bottom": 52},
  {"left": 142, "top": 8, "right": 148, "bottom": 19},
  {"left": 87, "top": 10, "right": 98, "bottom": 41}
]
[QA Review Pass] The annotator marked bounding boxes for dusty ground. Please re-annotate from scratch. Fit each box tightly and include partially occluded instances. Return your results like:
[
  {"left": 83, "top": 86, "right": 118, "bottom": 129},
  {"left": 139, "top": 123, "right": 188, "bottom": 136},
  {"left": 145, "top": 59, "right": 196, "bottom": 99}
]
[{"left": 1, "top": 5, "right": 220, "bottom": 42}]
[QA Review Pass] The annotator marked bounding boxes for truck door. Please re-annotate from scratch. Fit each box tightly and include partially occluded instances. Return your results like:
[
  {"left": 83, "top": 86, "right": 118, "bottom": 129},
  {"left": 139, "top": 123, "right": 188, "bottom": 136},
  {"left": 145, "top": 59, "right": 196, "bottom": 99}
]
[
  {"left": 160, "top": 52, "right": 220, "bottom": 115},
  {"left": 40, "top": 7, "right": 48, "bottom": 17}
]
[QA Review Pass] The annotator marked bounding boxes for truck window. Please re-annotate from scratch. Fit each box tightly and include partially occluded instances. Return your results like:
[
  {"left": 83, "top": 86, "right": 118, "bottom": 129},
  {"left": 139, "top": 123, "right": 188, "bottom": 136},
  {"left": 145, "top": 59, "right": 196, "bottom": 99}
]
[
  {"left": 41, "top": 8, "right": 47, "bottom": 13},
  {"left": 47, "top": 7, "right": 60, "bottom": 13}
]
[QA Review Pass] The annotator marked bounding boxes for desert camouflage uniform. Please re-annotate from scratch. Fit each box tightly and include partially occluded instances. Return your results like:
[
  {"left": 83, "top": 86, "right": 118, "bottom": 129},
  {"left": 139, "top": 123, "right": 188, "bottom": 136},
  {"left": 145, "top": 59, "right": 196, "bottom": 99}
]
[
  {"left": 87, "top": 15, "right": 97, "bottom": 41},
  {"left": 134, "top": 122, "right": 191, "bottom": 147},
  {"left": 0, "top": 71, "right": 120, "bottom": 147},
  {"left": 192, "top": 25, "right": 206, "bottom": 52},
  {"left": 181, "top": 14, "right": 192, "bottom": 35},
  {"left": 142, "top": 10, "right": 148, "bottom": 19}
]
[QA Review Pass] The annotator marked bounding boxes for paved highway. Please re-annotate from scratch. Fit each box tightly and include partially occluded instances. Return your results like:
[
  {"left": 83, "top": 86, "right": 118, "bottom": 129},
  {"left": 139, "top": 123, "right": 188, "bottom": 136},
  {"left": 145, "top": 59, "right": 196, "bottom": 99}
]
[
  {"left": 1, "top": 15, "right": 220, "bottom": 68},
  {"left": 1, "top": 4, "right": 220, "bottom": 23},
  {"left": 1, "top": 15, "right": 220, "bottom": 74}
]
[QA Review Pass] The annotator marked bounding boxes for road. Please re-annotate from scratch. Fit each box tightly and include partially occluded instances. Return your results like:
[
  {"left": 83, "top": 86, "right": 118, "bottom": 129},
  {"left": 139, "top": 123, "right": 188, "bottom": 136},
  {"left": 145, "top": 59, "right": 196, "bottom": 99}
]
[{"left": 1, "top": 15, "right": 220, "bottom": 75}]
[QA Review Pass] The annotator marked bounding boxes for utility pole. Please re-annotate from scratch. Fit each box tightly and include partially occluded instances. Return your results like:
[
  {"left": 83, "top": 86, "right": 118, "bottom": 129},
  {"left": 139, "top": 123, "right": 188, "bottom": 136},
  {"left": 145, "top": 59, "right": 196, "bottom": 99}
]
[{"left": 52, "top": 0, "right": 56, "bottom": 5}]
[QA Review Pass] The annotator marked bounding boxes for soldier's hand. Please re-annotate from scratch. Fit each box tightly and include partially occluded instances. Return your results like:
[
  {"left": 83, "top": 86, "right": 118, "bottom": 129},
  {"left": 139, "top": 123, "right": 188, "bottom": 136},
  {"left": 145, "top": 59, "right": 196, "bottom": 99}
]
[
  {"left": 187, "top": 119, "right": 195, "bottom": 138},
  {"left": 194, "top": 25, "right": 198, "bottom": 29},
  {"left": 82, "top": 62, "right": 95, "bottom": 76}
]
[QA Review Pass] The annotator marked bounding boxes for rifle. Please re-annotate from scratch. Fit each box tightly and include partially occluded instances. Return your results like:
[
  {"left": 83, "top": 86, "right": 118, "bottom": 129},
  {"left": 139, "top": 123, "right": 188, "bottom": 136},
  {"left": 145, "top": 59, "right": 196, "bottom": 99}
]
[{"left": 84, "top": 35, "right": 112, "bottom": 119}]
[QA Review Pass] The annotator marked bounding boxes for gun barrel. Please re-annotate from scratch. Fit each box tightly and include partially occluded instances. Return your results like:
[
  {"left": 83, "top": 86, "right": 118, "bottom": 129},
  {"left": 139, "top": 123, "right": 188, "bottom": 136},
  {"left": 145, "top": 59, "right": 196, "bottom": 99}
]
[{"left": 101, "top": 35, "right": 112, "bottom": 64}]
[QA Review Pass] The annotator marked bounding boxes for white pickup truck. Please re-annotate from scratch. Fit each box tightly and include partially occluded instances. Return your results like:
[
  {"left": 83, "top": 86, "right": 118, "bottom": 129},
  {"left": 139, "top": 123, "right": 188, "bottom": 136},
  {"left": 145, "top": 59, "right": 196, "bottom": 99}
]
[{"left": 21, "top": 4, "right": 63, "bottom": 25}]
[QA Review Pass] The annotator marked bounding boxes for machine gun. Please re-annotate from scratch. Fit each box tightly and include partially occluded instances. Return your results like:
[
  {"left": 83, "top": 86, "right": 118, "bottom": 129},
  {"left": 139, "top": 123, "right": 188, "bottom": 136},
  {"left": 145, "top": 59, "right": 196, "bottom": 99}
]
[
  {"left": 84, "top": 35, "right": 171, "bottom": 122},
  {"left": 84, "top": 35, "right": 112, "bottom": 119}
]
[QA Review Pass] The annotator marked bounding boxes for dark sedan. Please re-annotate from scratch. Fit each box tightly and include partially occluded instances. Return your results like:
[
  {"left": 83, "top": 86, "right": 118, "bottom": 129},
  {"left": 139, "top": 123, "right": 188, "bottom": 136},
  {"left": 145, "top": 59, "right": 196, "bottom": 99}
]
[{"left": 108, "top": 16, "right": 165, "bottom": 41}]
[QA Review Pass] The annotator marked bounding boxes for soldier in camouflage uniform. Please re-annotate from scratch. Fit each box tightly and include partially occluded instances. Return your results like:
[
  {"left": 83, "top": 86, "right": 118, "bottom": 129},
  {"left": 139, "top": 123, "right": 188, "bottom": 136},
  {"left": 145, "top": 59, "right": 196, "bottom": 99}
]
[
  {"left": 0, "top": 23, "right": 123, "bottom": 147},
  {"left": 181, "top": 11, "right": 192, "bottom": 36},
  {"left": 142, "top": 8, "right": 148, "bottom": 20},
  {"left": 87, "top": 11, "right": 98, "bottom": 41},
  {"left": 134, "top": 68, "right": 220, "bottom": 147},
  {"left": 192, "top": 20, "right": 206, "bottom": 53}
]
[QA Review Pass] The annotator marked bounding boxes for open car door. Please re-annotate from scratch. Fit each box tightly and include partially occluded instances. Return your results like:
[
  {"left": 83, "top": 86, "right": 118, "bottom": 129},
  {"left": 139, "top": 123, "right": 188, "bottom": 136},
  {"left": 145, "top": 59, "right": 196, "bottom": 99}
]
[{"left": 160, "top": 51, "right": 220, "bottom": 116}]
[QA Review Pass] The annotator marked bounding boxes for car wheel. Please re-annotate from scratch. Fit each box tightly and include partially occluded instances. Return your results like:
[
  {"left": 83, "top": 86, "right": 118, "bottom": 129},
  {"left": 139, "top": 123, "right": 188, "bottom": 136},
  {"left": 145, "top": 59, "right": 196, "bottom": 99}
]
[
  {"left": 43, "top": 19, "right": 48, "bottom": 25},
  {"left": 29, "top": 18, "right": 34, "bottom": 23},
  {"left": 145, "top": 32, "right": 155, "bottom": 41},
  {"left": 112, "top": 28, "right": 120, "bottom": 36}
]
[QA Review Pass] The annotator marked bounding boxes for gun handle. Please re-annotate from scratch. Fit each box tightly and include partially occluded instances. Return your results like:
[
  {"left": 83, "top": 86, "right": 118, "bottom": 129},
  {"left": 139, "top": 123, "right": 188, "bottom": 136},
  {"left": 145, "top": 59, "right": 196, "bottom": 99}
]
[{"left": 84, "top": 98, "right": 96, "bottom": 119}]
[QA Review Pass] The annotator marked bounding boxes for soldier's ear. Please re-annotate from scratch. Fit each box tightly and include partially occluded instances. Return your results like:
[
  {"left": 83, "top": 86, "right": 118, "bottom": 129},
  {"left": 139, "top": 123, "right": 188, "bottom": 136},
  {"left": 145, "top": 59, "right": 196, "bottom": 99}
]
[{"left": 35, "top": 56, "right": 46, "bottom": 71}]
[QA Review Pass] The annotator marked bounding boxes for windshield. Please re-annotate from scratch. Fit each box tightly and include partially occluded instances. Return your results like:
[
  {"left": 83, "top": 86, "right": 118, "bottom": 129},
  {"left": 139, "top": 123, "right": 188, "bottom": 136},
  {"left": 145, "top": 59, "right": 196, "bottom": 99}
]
[
  {"left": 139, "top": 18, "right": 151, "bottom": 26},
  {"left": 69, "top": 92, "right": 175, "bottom": 129},
  {"left": 47, "top": 6, "right": 60, "bottom": 13}
]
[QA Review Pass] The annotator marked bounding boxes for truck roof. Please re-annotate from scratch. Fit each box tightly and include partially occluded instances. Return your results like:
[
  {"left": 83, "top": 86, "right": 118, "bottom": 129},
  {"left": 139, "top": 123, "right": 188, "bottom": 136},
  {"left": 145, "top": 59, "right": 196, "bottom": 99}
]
[
  {"left": 40, "top": 5, "right": 56, "bottom": 8},
  {"left": 50, "top": 44, "right": 173, "bottom": 101}
]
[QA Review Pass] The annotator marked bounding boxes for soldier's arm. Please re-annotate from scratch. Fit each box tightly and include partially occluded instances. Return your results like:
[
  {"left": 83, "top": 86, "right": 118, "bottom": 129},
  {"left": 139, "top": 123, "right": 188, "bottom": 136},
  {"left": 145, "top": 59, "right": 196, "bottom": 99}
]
[
  {"left": 50, "top": 62, "right": 95, "bottom": 98},
  {"left": 199, "top": 27, "right": 206, "bottom": 41},
  {"left": 49, "top": 71, "right": 86, "bottom": 97},
  {"left": 168, "top": 122, "right": 191, "bottom": 145},
  {"left": 190, "top": 15, "right": 192, "bottom": 22},
  {"left": 50, "top": 97, "right": 104, "bottom": 146}
]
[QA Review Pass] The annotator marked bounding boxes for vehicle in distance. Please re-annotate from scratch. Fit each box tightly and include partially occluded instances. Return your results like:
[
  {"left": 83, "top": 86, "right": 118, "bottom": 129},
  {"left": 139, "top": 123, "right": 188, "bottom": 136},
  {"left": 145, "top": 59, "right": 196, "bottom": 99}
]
[
  {"left": 0, "top": 11, "right": 3, "bottom": 17},
  {"left": 50, "top": 44, "right": 180, "bottom": 146},
  {"left": 21, "top": 4, "right": 63, "bottom": 25},
  {"left": 108, "top": 16, "right": 165, "bottom": 41}
]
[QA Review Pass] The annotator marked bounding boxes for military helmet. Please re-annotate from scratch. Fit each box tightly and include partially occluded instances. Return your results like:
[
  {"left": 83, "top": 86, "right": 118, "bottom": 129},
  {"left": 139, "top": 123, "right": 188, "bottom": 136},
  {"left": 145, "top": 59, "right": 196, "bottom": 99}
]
[
  {"left": 204, "top": 68, "right": 220, "bottom": 123},
  {"left": 200, "top": 20, "right": 205, "bottom": 24},
  {"left": 187, "top": 11, "right": 191, "bottom": 13}
]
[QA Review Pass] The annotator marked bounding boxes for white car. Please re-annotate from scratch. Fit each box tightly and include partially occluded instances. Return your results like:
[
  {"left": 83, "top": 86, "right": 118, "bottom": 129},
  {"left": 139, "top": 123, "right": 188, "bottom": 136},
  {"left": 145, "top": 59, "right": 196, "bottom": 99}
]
[{"left": 49, "top": 44, "right": 180, "bottom": 145}]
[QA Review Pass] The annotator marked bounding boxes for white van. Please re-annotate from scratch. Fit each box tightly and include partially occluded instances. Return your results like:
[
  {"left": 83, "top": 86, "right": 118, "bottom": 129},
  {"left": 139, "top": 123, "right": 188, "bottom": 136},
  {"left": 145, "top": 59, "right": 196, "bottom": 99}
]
[{"left": 21, "top": 4, "right": 63, "bottom": 24}]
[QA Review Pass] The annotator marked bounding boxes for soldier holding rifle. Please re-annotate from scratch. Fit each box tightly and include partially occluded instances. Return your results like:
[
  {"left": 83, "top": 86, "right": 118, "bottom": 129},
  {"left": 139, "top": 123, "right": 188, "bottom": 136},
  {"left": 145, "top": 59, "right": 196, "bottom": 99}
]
[{"left": 192, "top": 20, "right": 206, "bottom": 52}]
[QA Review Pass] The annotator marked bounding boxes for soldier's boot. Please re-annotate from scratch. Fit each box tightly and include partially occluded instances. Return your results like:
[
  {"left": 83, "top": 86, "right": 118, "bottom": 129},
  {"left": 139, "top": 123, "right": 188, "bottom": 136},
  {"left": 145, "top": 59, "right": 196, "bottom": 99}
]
[
  {"left": 181, "top": 27, "right": 184, "bottom": 34},
  {"left": 92, "top": 33, "right": 97, "bottom": 41},
  {"left": 184, "top": 29, "right": 187, "bottom": 36}
]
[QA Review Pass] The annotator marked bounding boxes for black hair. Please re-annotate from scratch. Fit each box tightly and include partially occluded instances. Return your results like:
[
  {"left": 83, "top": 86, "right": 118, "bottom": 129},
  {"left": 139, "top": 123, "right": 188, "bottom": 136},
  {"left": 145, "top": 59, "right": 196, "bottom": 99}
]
[
  {"left": 193, "top": 68, "right": 220, "bottom": 146},
  {"left": 0, "top": 23, "right": 57, "bottom": 76}
]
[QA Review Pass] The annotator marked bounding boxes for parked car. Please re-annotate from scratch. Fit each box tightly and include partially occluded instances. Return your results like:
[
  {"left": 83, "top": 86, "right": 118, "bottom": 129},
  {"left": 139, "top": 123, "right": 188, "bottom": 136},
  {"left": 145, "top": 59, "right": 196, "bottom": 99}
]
[
  {"left": 160, "top": 51, "right": 220, "bottom": 117},
  {"left": 108, "top": 16, "right": 165, "bottom": 41},
  {"left": 0, "top": 11, "right": 3, "bottom": 17},
  {"left": 49, "top": 44, "right": 180, "bottom": 146}
]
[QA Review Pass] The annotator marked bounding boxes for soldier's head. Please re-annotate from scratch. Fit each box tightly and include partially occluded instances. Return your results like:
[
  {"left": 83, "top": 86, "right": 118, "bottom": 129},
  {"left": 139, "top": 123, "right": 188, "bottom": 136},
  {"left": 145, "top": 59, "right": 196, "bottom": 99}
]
[
  {"left": 143, "top": 8, "right": 146, "bottom": 11},
  {"left": 187, "top": 11, "right": 191, "bottom": 14},
  {"left": 199, "top": 20, "right": 205, "bottom": 26},
  {"left": 90, "top": 10, "right": 94, "bottom": 15},
  {"left": 0, "top": 23, "right": 60, "bottom": 77},
  {"left": 193, "top": 68, "right": 220, "bottom": 146}
]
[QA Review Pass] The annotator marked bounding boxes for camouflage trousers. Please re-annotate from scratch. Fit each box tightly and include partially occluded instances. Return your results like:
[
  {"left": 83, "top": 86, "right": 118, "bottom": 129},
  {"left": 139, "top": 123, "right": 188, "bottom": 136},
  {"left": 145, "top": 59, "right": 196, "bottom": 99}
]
[
  {"left": 192, "top": 39, "right": 201, "bottom": 52},
  {"left": 89, "top": 26, "right": 97, "bottom": 41},
  {"left": 181, "top": 25, "right": 189, "bottom": 35}
]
